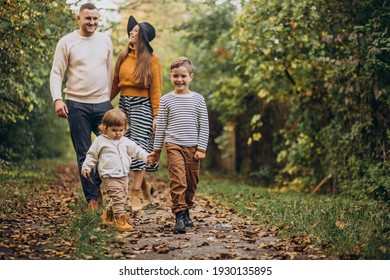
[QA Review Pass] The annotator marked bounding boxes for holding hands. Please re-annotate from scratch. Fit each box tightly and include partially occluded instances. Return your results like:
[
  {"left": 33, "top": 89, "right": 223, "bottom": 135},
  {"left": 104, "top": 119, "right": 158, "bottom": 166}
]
[
  {"left": 148, "top": 150, "right": 161, "bottom": 165},
  {"left": 147, "top": 154, "right": 155, "bottom": 165}
]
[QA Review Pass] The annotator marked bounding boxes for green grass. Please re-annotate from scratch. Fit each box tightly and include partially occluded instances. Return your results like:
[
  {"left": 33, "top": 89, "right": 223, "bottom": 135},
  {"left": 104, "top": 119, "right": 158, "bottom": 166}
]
[
  {"left": 65, "top": 197, "right": 122, "bottom": 260},
  {"left": 198, "top": 174, "right": 390, "bottom": 259}
]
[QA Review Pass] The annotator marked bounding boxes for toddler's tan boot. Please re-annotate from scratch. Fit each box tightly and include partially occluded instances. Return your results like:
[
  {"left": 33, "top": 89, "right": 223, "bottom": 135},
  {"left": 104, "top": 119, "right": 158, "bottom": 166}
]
[
  {"left": 141, "top": 180, "right": 153, "bottom": 205},
  {"left": 131, "top": 189, "right": 144, "bottom": 211},
  {"left": 114, "top": 214, "right": 133, "bottom": 232},
  {"left": 101, "top": 208, "right": 113, "bottom": 226}
]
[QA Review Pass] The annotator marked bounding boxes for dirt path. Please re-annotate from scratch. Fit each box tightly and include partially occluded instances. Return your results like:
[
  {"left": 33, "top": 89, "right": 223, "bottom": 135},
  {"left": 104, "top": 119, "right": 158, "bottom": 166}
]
[
  {"left": 0, "top": 163, "right": 329, "bottom": 260},
  {"left": 0, "top": 164, "right": 77, "bottom": 259}
]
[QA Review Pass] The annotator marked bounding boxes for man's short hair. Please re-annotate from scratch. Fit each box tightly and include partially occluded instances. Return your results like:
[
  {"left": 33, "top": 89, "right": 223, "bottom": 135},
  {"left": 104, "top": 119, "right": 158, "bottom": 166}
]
[{"left": 79, "top": 3, "right": 97, "bottom": 13}]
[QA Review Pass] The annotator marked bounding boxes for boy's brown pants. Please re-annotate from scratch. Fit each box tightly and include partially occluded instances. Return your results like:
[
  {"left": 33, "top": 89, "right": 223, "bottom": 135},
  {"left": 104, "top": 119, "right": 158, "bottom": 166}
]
[{"left": 166, "top": 142, "right": 200, "bottom": 214}]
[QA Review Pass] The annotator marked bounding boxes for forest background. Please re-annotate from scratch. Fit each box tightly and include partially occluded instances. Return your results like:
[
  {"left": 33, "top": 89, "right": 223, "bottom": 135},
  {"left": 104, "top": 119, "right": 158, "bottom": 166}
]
[{"left": 0, "top": 0, "right": 389, "bottom": 259}]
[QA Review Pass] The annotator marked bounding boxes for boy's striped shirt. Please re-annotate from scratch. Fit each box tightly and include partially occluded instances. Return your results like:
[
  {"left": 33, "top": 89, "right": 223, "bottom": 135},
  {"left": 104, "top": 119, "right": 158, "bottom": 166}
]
[{"left": 154, "top": 91, "right": 209, "bottom": 151}]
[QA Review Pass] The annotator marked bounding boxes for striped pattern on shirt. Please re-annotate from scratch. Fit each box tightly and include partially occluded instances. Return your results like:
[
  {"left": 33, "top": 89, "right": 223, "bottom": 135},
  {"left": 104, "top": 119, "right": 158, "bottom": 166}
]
[
  {"left": 119, "top": 96, "right": 154, "bottom": 171},
  {"left": 154, "top": 91, "right": 209, "bottom": 151}
]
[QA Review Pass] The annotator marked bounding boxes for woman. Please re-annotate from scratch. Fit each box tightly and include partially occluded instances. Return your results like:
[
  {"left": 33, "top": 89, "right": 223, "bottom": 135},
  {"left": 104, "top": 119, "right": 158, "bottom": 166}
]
[{"left": 111, "top": 15, "right": 162, "bottom": 211}]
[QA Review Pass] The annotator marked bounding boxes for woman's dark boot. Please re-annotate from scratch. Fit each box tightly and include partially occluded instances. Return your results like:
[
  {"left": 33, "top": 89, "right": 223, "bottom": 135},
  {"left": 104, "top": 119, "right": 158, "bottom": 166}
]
[
  {"left": 174, "top": 211, "right": 186, "bottom": 234},
  {"left": 184, "top": 209, "right": 194, "bottom": 227}
]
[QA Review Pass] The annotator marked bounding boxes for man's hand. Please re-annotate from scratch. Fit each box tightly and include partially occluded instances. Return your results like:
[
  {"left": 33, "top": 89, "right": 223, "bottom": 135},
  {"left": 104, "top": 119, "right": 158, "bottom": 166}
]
[{"left": 55, "top": 99, "right": 69, "bottom": 118}]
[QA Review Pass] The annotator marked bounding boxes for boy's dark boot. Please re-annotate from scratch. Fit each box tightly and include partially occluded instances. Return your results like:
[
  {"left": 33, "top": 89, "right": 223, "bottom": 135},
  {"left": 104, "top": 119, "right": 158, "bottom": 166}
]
[
  {"left": 174, "top": 211, "right": 186, "bottom": 234},
  {"left": 184, "top": 209, "right": 194, "bottom": 227}
]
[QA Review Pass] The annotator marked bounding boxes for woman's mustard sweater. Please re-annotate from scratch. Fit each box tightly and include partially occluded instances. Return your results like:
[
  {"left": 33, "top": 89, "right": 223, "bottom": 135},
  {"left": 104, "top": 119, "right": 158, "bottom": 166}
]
[{"left": 111, "top": 51, "right": 162, "bottom": 116}]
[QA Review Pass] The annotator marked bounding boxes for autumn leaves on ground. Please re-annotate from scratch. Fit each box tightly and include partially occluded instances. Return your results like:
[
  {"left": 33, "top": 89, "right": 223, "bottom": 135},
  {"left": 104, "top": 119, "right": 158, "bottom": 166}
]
[{"left": 0, "top": 162, "right": 331, "bottom": 260}]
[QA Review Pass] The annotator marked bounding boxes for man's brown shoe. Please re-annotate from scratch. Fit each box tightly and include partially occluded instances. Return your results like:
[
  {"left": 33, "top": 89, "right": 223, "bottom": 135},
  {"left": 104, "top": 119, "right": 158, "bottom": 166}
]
[{"left": 88, "top": 200, "right": 98, "bottom": 211}]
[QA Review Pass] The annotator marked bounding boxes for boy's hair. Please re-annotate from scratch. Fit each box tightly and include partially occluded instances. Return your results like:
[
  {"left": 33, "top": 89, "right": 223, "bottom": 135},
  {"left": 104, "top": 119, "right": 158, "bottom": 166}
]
[
  {"left": 79, "top": 3, "right": 97, "bottom": 13},
  {"left": 99, "top": 109, "right": 128, "bottom": 133},
  {"left": 170, "top": 57, "right": 193, "bottom": 73}
]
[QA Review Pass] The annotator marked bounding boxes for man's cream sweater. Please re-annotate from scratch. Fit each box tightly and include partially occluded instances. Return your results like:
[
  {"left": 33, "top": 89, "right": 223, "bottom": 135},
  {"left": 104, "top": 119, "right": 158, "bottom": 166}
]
[{"left": 50, "top": 30, "right": 113, "bottom": 104}]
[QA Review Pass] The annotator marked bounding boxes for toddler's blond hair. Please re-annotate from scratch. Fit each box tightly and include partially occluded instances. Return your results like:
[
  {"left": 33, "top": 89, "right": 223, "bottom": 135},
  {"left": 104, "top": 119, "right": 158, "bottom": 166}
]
[{"left": 99, "top": 108, "right": 128, "bottom": 134}]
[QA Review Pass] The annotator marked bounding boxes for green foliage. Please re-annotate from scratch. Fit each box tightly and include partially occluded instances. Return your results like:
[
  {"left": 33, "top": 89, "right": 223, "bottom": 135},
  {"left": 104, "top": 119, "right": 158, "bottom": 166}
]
[
  {"left": 339, "top": 160, "right": 390, "bottom": 202},
  {"left": 180, "top": 0, "right": 389, "bottom": 202},
  {"left": 0, "top": 1, "right": 75, "bottom": 162},
  {"left": 0, "top": 1, "right": 74, "bottom": 124},
  {"left": 200, "top": 174, "right": 390, "bottom": 259}
]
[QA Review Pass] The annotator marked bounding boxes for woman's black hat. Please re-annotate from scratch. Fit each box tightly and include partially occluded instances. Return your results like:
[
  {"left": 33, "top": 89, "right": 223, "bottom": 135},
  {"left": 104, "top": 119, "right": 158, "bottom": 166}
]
[{"left": 127, "top": 15, "right": 155, "bottom": 53}]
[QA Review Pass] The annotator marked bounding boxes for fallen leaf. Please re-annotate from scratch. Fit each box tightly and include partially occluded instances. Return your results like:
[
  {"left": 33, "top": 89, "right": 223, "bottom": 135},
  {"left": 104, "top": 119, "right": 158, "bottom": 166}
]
[
  {"left": 89, "top": 236, "right": 98, "bottom": 244},
  {"left": 335, "top": 220, "right": 346, "bottom": 229}
]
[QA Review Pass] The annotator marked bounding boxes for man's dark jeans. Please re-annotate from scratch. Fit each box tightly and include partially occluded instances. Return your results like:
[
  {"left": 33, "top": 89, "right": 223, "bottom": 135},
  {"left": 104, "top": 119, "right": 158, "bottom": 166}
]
[{"left": 66, "top": 100, "right": 113, "bottom": 203}]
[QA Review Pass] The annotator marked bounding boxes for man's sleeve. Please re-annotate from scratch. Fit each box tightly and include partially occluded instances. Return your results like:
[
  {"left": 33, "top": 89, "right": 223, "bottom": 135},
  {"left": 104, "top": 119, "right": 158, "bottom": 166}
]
[
  {"left": 106, "top": 36, "right": 113, "bottom": 98},
  {"left": 50, "top": 38, "right": 68, "bottom": 102}
]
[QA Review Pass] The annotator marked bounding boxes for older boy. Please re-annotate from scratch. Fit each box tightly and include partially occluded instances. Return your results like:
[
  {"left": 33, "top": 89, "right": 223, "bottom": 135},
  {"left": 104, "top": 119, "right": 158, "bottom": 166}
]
[{"left": 151, "top": 57, "right": 209, "bottom": 234}]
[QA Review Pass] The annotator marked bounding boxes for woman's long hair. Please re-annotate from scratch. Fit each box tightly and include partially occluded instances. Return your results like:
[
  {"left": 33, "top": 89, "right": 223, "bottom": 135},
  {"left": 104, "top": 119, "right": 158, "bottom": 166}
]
[{"left": 114, "top": 26, "right": 152, "bottom": 87}]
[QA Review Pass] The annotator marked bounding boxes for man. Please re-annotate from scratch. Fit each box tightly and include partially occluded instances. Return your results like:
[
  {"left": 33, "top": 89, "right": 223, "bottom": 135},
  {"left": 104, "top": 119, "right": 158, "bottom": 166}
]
[{"left": 50, "top": 3, "right": 113, "bottom": 210}]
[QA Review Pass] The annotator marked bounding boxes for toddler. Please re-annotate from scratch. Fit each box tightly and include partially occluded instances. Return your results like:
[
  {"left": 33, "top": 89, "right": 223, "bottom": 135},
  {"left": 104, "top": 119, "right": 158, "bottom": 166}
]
[{"left": 82, "top": 108, "right": 153, "bottom": 231}]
